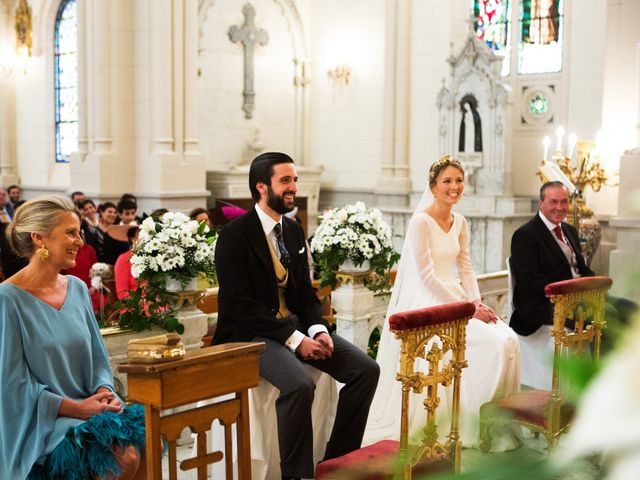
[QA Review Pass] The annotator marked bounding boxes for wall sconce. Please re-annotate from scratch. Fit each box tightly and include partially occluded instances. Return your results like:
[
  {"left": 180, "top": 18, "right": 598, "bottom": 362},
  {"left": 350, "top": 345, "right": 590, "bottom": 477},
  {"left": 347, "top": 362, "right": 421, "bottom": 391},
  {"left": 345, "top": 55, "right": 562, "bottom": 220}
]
[
  {"left": 327, "top": 64, "right": 351, "bottom": 86},
  {"left": 15, "top": 0, "right": 33, "bottom": 58}
]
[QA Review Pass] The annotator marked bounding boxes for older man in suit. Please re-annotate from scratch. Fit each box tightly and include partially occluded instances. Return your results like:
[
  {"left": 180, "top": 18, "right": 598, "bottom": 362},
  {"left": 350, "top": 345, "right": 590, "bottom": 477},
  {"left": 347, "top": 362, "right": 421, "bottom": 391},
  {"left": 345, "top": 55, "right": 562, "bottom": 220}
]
[
  {"left": 510, "top": 181, "right": 594, "bottom": 388},
  {"left": 213, "top": 152, "right": 379, "bottom": 480}
]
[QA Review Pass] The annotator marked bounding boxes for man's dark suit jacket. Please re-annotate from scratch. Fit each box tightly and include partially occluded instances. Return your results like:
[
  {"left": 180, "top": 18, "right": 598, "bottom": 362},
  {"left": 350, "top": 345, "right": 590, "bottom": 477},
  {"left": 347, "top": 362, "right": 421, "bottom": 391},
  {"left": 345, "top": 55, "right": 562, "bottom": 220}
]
[
  {"left": 213, "top": 207, "right": 328, "bottom": 345},
  {"left": 510, "top": 213, "right": 594, "bottom": 336}
]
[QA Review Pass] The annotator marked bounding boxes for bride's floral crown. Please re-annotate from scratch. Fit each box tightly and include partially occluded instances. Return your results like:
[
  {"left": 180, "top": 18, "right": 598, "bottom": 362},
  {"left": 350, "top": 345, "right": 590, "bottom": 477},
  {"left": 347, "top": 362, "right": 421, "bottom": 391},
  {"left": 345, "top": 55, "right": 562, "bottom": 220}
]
[{"left": 428, "top": 155, "right": 464, "bottom": 187}]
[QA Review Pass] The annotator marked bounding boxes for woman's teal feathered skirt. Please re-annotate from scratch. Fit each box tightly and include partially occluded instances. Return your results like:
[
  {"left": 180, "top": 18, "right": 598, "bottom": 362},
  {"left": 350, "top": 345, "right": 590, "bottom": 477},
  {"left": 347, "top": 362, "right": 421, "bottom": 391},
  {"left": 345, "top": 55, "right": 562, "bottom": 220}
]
[{"left": 28, "top": 403, "right": 145, "bottom": 480}]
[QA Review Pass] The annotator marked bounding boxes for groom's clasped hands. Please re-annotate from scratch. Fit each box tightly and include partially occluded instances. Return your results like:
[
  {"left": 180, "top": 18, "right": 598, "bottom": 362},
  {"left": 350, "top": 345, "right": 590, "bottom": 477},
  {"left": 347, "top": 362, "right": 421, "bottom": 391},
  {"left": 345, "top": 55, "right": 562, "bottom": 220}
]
[{"left": 297, "top": 332, "right": 334, "bottom": 360}]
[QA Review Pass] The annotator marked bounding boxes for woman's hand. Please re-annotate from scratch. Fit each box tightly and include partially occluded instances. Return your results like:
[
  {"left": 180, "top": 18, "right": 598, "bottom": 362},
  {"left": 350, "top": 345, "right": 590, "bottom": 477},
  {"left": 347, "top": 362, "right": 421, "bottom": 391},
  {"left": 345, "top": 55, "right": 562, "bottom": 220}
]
[
  {"left": 59, "top": 391, "right": 123, "bottom": 420},
  {"left": 473, "top": 300, "right": 498, "bottom": 324},
  {"left": 96, "top": 386, "right": 123, "bottom": 410}
]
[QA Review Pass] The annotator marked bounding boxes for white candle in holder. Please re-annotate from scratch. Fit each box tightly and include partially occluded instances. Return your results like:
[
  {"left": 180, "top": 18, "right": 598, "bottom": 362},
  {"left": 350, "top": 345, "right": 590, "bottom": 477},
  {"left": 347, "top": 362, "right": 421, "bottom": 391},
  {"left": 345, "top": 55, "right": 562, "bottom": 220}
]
[
  {"left": 543, "top": 136, "right": 550, "bottom": 161},
  {"left": 556, "top": 126, "right": 565, "bottom": 152},
  {"left": 567, "top": 133, "right": 577, "bottom": 160}
]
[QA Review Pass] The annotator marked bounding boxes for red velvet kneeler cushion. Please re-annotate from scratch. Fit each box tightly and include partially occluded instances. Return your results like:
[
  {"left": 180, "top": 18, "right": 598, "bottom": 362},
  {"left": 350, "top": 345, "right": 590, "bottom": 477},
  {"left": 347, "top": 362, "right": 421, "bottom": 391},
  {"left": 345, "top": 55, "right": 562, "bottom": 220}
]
[
  {"left": 315, "top": 440, "right": 453, "bottom": 479},
  {"left": 481, "top": 390, "right": 575, "bottom": 429},
  {"left": 315, "top": 440, "right": 399, "bottom": 479},
  {"left": 545, "top": 276, "right": 612, "bottom": 296},
  {"left": 389, "top": 301, "right": 475, "bottom": 331}
]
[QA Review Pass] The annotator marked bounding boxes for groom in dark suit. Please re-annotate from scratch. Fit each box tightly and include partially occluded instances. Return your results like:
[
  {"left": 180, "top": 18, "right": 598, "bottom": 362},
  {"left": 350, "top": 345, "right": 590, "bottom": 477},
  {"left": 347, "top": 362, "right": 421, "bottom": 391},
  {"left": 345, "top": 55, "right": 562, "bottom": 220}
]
[
  {"left": 213, "top": 152, "right": 379, "bottom": 480},
  {"left": 510, "top": 181, "right": 593, "bottom": 337}
]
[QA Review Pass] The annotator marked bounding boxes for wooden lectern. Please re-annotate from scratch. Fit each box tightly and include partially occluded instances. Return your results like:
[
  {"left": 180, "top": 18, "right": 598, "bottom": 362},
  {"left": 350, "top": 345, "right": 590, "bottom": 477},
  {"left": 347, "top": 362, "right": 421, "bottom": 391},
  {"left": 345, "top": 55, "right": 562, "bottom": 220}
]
[{"left": 119, "top": 342, "right": 265, "bottom": 480}]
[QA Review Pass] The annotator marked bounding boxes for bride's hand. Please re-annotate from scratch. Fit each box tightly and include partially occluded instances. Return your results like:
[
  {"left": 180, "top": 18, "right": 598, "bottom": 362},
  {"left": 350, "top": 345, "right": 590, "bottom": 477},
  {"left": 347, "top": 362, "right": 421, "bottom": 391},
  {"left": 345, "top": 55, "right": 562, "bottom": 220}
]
[{"left": 473, "top": 300, "right": 498, "bottom": 323}]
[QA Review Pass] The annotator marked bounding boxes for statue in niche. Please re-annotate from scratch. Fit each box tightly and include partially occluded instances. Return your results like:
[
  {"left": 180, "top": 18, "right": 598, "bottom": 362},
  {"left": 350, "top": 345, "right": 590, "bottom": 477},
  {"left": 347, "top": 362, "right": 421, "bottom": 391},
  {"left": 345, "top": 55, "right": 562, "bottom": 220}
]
[{"left": 458, "top": 94, "right": 483, "bottom": 153}]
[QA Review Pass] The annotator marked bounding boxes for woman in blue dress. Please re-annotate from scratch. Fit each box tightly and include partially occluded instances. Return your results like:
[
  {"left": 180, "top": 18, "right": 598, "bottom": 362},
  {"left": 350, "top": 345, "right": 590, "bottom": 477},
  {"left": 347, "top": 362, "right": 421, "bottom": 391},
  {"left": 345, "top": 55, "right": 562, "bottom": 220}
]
[{"left": 0, "top": 195, "right": 146, "bottom": 479}]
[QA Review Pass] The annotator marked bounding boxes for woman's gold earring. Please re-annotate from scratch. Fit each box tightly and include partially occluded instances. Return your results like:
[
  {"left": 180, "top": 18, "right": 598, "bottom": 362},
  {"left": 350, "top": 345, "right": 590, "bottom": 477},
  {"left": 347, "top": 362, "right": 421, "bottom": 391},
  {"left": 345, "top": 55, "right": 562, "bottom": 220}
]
[{"left": 36, "top": 246, "right": 49, "bottom": 260}]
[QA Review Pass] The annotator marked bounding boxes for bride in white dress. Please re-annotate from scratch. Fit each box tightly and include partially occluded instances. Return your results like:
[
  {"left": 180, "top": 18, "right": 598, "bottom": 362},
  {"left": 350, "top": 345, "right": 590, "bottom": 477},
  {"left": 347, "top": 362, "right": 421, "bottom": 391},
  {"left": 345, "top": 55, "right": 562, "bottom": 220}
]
[{"left": 364, "top": 156, "right": 520, "bottom": 448}]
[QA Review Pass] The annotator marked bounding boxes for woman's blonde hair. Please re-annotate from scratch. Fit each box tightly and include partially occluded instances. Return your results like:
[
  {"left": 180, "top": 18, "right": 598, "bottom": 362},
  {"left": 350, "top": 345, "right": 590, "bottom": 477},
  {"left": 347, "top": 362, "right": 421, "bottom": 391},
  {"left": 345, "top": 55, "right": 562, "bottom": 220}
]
[{"left": 6, "top": 195, "right": 80, "bottom": 258}]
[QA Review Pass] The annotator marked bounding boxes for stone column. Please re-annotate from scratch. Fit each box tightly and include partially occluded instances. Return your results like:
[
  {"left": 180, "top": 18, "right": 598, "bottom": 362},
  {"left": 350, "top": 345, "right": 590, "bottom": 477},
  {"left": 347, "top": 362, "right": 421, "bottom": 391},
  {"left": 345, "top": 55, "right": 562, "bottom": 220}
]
[
  {"left": 0, "top": 7, "right": 19, "bottom": 186},
  {"left": 375, "top": 0, "right": 412, "bottom": 207},
  {"left": 70, "top": 0, "right": 131, "bottom": 197},
  {"left": 134, "top": 0, "right": 207, "bottom": 212},
  {"left": 609, "top": 42, "right": 640, "bottom": 302},
  {"left": 332, "top": 272, "right": 375, "bottom": 353}
]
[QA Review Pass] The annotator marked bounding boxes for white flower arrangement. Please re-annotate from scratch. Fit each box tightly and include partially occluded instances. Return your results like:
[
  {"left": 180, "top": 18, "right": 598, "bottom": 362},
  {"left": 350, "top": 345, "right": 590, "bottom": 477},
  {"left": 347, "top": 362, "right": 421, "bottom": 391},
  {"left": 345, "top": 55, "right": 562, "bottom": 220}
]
[
  {"left": 311, "top": 202, "right": 399, "bottom": 291},
  {"left": 130, "top": 211, "right": 217, "bottom": 287}
]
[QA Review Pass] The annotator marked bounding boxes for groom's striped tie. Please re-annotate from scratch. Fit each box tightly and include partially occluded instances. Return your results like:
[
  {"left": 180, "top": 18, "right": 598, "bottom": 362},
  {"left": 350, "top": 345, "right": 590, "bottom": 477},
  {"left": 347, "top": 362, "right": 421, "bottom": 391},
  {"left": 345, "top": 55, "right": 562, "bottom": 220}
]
[{"left": 273, "top": 223, "right": 290, "bottom": 269}]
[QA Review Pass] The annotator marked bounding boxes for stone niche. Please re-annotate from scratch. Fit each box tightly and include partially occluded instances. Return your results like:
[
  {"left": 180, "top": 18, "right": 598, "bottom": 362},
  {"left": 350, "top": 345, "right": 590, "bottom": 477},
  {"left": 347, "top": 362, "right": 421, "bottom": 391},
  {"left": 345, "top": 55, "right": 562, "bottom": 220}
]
[{"left": 436, "top": 30, "right": 533, "bottom": 273}]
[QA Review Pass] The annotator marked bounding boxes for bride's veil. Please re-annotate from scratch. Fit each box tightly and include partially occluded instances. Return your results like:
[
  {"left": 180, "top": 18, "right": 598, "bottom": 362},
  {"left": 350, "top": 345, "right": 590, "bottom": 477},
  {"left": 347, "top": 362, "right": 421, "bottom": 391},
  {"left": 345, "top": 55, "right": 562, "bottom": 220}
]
[{"left": 384, "top": 186, "right": 432, "bottom": 317}]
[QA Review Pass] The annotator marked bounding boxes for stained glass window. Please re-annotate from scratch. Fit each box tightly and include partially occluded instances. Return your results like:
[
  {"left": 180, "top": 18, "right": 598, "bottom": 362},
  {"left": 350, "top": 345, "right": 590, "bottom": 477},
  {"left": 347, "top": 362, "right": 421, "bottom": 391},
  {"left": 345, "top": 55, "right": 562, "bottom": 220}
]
[
  {"left": 528, "top": 93, "right": 548, "bottom": 116},
  {"left": 54, "top": 0, "right": 78, "bottom": 163},
  {"left": 472, "top": 0, "right": 511, "bottom": 76},
  {"left": 518, "top": 0, "right": 563, "bottom": 74}
]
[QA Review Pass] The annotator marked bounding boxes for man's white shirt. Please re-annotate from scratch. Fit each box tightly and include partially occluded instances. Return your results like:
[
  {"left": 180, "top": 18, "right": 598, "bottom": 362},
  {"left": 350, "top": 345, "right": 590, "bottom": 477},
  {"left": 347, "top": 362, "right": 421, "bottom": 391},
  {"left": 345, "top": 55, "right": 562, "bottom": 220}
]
[{"left": 255, "top": 204, "right": 328, "bottom": 352}]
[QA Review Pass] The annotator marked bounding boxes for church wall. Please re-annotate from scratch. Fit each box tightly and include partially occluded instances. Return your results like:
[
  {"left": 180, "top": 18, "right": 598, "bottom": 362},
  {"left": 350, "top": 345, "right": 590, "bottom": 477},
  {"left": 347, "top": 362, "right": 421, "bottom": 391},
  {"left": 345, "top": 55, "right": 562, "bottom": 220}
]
[
  {"left": 198, "top": 0, "right": 300, "bottom": 168},
  {"left": 9, "top": 0, "right": 61, "bottom": 191},
  {"left": 596, "top": 0, "right": 640, "bottom": 216},
  {"left": 305, "top": 0, "right": 387, "bottom": 194},
  {"left": 0, "top": 2, "right": 19, "bottom": 187},
  {"left": 409, "top": 0, "right": 469, "bottom": 198}
]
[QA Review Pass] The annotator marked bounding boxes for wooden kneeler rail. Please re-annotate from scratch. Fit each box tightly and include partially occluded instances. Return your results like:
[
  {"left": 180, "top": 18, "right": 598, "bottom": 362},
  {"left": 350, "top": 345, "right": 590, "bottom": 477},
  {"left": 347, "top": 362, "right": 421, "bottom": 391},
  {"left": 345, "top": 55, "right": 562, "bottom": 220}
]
[{"left": 119, "top": 342, "right": 265, "bottom": 480}]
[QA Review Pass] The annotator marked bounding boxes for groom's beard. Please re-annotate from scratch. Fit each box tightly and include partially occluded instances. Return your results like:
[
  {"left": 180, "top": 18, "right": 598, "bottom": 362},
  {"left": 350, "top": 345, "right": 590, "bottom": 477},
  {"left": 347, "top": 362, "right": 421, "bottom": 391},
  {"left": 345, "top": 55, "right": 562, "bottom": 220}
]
[{"left": 266, "top": 185, "right": 295, "bottom": 214}]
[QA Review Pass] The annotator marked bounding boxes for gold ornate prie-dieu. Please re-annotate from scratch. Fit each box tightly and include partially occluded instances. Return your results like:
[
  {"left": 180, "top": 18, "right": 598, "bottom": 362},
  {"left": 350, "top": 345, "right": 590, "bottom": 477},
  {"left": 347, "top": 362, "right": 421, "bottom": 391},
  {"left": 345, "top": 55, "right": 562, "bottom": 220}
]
[
  {"left": 392, "top": 309, "right": 471, "bottom": 477},
  {"left": 478, "top": 276, "right": 611, "bottom": 451}
]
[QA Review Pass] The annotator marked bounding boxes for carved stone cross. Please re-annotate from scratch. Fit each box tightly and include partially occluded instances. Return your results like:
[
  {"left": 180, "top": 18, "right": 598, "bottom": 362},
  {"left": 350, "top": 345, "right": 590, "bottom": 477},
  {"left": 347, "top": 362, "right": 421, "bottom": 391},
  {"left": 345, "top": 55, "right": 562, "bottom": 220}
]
[{"left": 228, "top": 3, "right": 269, "bottom": 119}]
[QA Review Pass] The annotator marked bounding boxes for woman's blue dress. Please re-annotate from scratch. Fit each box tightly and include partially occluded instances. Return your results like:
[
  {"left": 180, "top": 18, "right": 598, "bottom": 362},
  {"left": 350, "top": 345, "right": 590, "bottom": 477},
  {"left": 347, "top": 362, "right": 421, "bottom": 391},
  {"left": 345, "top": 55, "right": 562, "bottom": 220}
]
[{"left": 0, "top": 275, "right": 122, "bottom": 478}]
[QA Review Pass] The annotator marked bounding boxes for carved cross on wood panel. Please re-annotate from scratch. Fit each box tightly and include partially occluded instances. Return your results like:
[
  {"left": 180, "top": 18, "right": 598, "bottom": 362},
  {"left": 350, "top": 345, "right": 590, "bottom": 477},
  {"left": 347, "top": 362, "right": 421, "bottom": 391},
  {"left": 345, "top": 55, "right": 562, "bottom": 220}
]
[{"left": 228, "top": 3, "right": 269, "bottom": 119}]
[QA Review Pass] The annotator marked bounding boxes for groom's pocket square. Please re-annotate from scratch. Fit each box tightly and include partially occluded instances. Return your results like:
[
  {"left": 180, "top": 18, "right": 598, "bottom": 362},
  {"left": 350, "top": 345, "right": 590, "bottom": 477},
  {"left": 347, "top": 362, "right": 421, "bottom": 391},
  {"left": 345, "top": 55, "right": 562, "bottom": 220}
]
[{"left": 298, "top": 247, "right": 306, "bottom": 254}]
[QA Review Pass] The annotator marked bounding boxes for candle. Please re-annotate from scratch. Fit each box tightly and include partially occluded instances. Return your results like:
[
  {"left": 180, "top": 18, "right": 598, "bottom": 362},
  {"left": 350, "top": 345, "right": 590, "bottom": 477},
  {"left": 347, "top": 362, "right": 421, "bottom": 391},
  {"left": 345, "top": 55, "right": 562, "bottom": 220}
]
[
  {"left": 567, "top": 133, "right": 577, "bottom": 160},
  {"left": 543, "top": 136, "right": 550, "bottom": 161},
  {"left": 556, "top": 126, "right": 565, "bottom": 152}
]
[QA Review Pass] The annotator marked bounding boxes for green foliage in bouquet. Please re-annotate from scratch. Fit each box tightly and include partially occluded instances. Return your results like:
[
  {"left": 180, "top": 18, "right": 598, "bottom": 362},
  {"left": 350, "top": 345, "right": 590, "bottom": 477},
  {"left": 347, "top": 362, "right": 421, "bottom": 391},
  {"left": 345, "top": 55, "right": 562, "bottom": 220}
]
[{"left": 109, "top": 279, "right": 184, "bottom": 334}]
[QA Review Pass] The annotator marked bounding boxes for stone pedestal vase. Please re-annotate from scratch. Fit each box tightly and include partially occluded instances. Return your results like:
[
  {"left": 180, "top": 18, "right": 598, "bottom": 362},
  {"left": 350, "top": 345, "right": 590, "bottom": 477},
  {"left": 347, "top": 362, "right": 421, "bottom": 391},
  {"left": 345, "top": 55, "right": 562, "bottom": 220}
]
[{"left": 338, "top": 259, "right": 371, "bottom": 273}]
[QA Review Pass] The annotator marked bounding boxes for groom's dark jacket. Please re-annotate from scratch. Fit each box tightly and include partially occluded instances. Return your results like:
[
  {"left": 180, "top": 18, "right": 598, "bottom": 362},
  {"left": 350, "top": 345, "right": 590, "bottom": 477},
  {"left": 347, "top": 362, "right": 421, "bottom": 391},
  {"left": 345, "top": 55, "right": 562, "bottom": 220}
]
[
  {"left": 510, "top": 213, "right": 594, "bottom": 336},
  {"left": 213, "top": 207, "right": 328, "bottom": 345}
]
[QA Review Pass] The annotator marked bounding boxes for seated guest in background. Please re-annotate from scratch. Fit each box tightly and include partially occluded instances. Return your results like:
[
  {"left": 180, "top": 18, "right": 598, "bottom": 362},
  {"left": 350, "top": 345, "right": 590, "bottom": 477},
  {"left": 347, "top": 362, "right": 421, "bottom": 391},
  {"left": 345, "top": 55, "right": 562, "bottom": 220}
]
[
  {"left": 365, "top": 155, "right": 520, "bottom": 448},
  {"left": 0, "top": 195, "right": 146, "bottom": 479},
  {"left": 61, "top": 242, "right": 98, "bottom": 290},
  {"left": 0, "top": 188, "right": 12, "bottom": 223},
  {"left": 86, "top": 201, "right": 117, "bottom": 262},
  {"left": 120, "top": 193, "right": 137, "bottom": 204},
  {"left": 214, "top": 152, "right": 379, "bottom": 480},
  {"left": 116, "top": 199, "right": 138, "bottom": 226},
  {"left": 114, "top": 226, "right": 140, "bottom": 300},
  {"left": 511, "top": 182, "right": 592, "bottom": 389},
  {"left": 509, "top": 181, "right": 635, "bottom": 387},
  {"left": 103, "top": 223, "right": 136, "bottom": 265},
  {"left": 7, "top": 184, "right": 22, "bottom": 215},
  {"left": 70, "top": 190, "right": 86, "bottom": 207},
  {"left": 189, "top": 207, "right": 213, "bottom": 228},
  {"left": 81, "top": 198, "right": 100, "bottom": 230},
  {"left": 119, "top": 193, "right": 144, "bottom": 224}
]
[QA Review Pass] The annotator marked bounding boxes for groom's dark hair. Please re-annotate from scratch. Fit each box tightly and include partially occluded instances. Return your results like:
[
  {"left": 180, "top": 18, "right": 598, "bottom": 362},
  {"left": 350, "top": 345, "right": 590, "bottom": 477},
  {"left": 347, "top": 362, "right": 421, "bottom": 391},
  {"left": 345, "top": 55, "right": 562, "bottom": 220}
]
[{"left": 249, "top": 152, "right": 295, "bottom": 202}]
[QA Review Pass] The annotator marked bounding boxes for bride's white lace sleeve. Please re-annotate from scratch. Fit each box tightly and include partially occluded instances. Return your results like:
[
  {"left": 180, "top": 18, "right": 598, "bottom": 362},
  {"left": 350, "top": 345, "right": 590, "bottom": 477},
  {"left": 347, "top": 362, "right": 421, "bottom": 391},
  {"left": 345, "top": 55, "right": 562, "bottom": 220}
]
[
  {"left": 456, "top": 215, "right": 481, "bottom": 301},
  {"left": 410, "top": 214, "right": 462, "bottom": 304}
]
